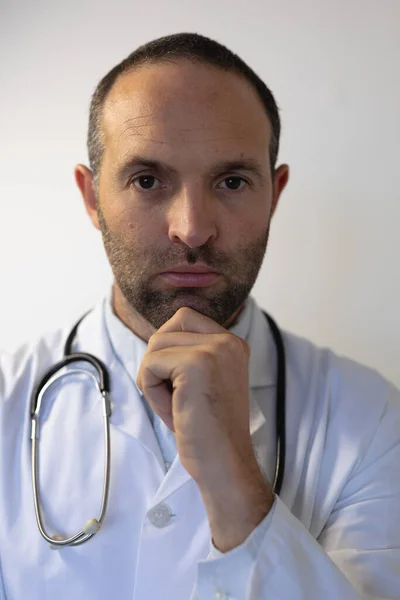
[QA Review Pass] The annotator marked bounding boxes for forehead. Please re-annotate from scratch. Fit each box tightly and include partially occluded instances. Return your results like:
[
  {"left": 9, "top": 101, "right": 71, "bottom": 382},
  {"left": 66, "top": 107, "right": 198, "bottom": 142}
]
[{"left": 101, "top": 60, "right": 271, "bottom": 166}]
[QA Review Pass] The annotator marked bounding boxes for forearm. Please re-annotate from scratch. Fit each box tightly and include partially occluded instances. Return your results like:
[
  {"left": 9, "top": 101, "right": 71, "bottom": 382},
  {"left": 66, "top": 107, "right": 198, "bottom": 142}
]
[{"left": 196, "top": 450, "right": 274, "bottom": 553}]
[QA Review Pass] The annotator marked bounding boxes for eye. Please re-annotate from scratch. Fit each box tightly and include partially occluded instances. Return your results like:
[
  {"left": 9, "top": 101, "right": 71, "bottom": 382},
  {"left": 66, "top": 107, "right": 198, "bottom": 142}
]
[
  {"left": 217, "top": 176, "right": 247, "bottom": 191},
  {"left": 131, "top": 175, "right": 161, "bottom": 191}
]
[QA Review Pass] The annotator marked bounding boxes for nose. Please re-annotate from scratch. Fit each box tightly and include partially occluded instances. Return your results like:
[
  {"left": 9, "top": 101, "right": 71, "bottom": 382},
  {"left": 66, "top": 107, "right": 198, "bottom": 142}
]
[{"left": 167, "top": 184, "right": 218, "bottom": 248}]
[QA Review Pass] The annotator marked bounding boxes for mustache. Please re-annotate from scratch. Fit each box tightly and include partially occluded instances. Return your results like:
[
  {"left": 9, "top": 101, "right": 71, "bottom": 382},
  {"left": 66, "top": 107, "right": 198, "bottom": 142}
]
[{"left": 140, "top": 247, "right": 230, "bottom": 271}]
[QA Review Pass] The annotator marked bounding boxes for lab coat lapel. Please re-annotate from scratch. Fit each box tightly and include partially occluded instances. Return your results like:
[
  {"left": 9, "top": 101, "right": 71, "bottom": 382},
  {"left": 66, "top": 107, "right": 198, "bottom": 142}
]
[{"left": 248, "top": 305, "right": 277, "bottom": 434}]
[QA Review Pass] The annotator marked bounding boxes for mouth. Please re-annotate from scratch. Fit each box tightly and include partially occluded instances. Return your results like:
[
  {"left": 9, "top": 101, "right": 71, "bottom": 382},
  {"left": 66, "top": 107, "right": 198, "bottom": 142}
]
[{"left": 159, "top": 272, "right": 221, "bottom": 287}]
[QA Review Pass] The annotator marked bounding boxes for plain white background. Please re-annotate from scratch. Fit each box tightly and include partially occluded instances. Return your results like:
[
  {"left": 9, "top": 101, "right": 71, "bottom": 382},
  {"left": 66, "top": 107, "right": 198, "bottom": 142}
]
[{"left": 0, "top": 0, "right": 399, "bottom": 388}]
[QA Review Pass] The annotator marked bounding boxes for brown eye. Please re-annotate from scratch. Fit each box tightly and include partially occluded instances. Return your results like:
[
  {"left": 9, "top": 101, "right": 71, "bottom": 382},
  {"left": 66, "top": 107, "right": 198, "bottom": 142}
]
[
  {"left": 132, "top": 175, "right": 161, "bottom": 190},
  {"left": 218, "top": 176, "right": 246, "bottom": 191}
]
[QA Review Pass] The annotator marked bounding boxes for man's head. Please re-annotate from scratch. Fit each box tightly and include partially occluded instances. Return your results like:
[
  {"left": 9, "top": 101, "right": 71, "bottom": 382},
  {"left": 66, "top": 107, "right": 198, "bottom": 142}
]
[{"left": 75, "top": 33, "right": 289, "bottom": 338}]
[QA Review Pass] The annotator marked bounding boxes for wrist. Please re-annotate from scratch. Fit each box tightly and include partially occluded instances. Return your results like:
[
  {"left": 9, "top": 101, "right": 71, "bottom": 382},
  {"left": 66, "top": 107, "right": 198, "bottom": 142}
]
[{"left": 196, "top": 451, "right": 274, "bottom": 553}]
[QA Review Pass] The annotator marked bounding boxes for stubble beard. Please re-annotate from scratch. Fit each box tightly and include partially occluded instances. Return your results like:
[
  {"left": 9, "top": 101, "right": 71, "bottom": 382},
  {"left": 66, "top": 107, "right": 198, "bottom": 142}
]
[{"left": 97, "top": 204, "right": 270, "bottom": 330}]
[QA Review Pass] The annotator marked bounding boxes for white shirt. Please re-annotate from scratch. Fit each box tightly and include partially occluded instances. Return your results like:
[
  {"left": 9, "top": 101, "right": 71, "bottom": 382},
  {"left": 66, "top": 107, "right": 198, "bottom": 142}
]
[{"left": 0, "top": 290, "right": 399, "bottom": 599}]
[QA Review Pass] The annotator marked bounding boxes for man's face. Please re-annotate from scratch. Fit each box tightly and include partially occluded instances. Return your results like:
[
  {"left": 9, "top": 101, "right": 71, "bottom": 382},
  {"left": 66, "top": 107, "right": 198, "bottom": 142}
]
[{"left": 91, "top": 60, "right": 287, "bottom": 330}]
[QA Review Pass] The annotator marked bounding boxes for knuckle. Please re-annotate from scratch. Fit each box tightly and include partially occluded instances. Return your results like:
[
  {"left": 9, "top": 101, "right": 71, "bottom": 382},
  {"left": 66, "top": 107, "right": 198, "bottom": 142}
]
[
  {"left": 223, "top": 334, "right": 250, "bottom": 358},
  {"left": 147, "top": 332, "right": 165, "bottom": 352},
  {"left": 174, "top": 306, "right": 192, "bottom": 330},
  {"left": 223, "top": 333, "right": 240, "bottom": 350},
  {"left": 177, "top": 306, "right": 192, "bottom": 317},
  {"left": 242, "top": 339, "right": 251, "bottom": 356},
  {"left": 147, "top": 333, "right": 157, "bottom": 351},
  {"left": 197, "top": 347, "right": 214, "bottom": 367}
]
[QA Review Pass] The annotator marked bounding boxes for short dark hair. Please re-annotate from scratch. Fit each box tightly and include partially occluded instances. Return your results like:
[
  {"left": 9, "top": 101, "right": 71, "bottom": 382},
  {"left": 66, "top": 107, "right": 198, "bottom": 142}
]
[{"left": 87, "top": 32, "right": 281, "bottom": 190}]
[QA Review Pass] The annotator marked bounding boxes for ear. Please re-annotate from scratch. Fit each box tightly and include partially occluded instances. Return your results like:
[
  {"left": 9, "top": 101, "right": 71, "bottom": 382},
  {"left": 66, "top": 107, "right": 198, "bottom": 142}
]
[
  {"left": 74, "top": 164, "right": 101, "bottom": 230},
  {"left": 271, "top": 164, "right": 290, "bottom": 217}
]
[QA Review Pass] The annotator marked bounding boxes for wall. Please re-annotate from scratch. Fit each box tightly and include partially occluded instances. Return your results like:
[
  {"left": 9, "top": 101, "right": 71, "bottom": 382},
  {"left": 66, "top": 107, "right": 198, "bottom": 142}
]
[{"left": 0, "top": 0, "right": 399, "bottom": 387}]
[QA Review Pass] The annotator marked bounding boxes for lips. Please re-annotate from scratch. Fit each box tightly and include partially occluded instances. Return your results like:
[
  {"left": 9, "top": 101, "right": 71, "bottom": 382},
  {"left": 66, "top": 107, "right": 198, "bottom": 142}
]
[
  {"left": 162, "top": 264, "right": 218, "bottom": 274},
  {"left": 159, "top": 271, "right": 221, "bottom": 287}
]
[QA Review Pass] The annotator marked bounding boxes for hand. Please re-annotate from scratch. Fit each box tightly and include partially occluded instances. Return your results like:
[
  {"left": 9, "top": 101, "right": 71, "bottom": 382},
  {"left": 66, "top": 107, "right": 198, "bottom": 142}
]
[
  {"left": 136, "top": 306, "right": 274, "bottom": 551},
  {"left": 136, "top": 306, "right": 253, "bottom": 480}
]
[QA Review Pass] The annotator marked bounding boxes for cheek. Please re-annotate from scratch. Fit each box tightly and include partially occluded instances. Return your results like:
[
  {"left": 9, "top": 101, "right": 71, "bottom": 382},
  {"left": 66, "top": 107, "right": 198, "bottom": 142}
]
[
  {"left": 124, "top": 207, "right": 166, "bottom": 240},
  {"left": 225, "top": 213, "right": 268, "bottom": 247},
  {"left": 223, "top": 193, "right": 271, "bottom": 240},
  {"left": 100, "top": 197, "right": 144, "bottom": 236},
  {"left": 248, "top": 204, "right": 271, "bottom": 238}
]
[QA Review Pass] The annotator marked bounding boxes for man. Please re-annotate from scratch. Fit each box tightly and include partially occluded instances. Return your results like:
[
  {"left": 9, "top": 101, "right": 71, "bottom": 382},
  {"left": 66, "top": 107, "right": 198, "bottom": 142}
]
[{"left": 0, "top": 32, "right": 399, "bottom": 600}]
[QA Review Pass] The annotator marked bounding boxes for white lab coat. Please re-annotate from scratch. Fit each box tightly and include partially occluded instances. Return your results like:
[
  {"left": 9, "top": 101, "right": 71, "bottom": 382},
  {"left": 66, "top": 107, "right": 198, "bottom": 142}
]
[{"left": 0, "top": 293, "right": 399, "bottom": 600}]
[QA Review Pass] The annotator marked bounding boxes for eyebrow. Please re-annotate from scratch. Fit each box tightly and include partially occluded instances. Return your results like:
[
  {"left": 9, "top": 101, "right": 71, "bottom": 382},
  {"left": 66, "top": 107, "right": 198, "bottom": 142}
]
[{"left": 116, "top": 155, "right": 267, "bottom": 184}]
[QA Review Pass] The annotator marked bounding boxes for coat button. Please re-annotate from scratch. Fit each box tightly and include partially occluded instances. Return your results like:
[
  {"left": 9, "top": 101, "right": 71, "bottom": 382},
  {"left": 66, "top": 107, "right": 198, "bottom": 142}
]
[
  {"left": 147, "top": 503, "right": 173, "bottom": 528},
  {"left": 214, "top": 591, "right": 227, "bottom": 600}
]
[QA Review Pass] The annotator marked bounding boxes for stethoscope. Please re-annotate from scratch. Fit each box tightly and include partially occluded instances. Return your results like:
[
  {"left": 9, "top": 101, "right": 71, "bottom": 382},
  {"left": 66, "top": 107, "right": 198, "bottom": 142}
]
[{"left": 30, "top": 309, "right": 286, "bottom": 549}]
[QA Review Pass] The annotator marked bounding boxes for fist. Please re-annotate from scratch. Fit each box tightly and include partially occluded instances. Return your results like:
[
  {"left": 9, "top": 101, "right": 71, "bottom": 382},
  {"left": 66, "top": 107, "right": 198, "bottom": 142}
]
[{"left": 136, "top": 306, "right": 253, "bottom": 483}]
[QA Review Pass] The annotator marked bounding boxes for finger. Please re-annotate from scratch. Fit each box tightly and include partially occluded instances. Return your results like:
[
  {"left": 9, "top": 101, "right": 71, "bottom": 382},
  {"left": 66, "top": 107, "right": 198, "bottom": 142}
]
[
  {"left": 137, "top": 346, "right": 191, "bottom": 393},
  {"left": 136, "top": 347, "right": 191, "bottom": 431},
  {"left": 157, "top": 306, "right": 227, "bottom": 335},
  {"left": 145, "top": 379, "right": 175, "bottom": 432},
  {"left": 147, "top": 331, "right": 223, "bottom": 353}
]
